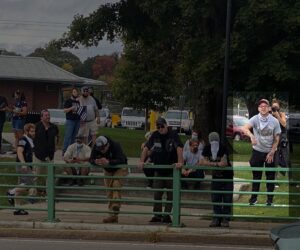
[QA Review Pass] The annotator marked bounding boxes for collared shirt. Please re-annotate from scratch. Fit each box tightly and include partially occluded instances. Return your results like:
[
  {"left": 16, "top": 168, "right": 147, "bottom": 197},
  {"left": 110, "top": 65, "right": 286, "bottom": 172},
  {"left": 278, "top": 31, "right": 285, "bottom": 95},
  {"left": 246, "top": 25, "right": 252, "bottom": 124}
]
[{"left": 34, "top": 121, "right": 59, "bottom": 161}]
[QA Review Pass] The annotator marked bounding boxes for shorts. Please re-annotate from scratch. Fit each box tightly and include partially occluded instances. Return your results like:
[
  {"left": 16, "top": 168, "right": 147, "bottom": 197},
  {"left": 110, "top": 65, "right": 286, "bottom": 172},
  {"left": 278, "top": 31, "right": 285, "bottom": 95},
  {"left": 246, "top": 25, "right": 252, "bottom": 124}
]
[
  {"left": 78, "top": 119, "right": 98, "bottom": 137},
  {"left": 12, "top": 119, "right": 25, "bottom": 131}
]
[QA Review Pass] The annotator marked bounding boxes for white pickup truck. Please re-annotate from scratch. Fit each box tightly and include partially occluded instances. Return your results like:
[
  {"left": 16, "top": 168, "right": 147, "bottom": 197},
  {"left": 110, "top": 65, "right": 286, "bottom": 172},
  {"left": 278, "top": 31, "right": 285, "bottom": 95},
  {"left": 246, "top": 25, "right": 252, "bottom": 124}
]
[
  {"left": 121, "top": 107, "right": 146, "bottom": 129},
  {"left": 164, "top": 109, "right": 194, "bottom": 135}
]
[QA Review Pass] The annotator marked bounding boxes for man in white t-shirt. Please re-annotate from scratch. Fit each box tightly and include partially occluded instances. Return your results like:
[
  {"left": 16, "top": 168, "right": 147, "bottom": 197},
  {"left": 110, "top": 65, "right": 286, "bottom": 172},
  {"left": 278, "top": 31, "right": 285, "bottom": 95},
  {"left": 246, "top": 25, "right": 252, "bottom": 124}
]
[
  {"left": 63, "top": 132, "right": 91, "bottom": 186},
  {"left": 243, "top": 98, "right": 281, "bottom": 206}
]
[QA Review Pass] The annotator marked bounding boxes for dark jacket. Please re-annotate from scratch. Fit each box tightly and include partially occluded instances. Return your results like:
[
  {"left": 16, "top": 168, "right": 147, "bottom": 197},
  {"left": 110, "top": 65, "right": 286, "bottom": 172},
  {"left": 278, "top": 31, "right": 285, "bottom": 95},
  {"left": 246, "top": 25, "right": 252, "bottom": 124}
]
[{"left": 90, "top": 136, "right": 127, "bottom": 173}]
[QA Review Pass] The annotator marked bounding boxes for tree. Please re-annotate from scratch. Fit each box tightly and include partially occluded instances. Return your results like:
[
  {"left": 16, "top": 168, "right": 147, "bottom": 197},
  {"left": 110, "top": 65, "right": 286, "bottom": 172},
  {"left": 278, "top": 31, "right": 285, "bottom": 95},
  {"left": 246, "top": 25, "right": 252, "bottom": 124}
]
[
  {"left": 28, "top": 41, "right": 82, "bottom": 74},
  {"left": 58, "top": 0, "right": 300, "bottom": 136}
]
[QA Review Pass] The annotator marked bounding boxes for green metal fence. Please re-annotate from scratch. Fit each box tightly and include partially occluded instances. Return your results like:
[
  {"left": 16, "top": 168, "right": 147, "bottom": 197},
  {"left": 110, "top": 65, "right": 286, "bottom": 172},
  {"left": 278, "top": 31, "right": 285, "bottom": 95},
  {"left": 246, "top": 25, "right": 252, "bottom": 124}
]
[{"left": 0, "top": 161, "right": 299, "bottom": 227}]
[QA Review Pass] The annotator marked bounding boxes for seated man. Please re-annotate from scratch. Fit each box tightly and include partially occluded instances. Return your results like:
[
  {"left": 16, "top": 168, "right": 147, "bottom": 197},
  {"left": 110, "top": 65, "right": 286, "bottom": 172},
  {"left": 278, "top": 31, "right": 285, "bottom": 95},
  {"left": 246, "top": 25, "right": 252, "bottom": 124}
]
[
  {"left": 182, "top": 139, "right": 205, "bottom": 189},
  {"left": 63, "top": 132, "right": 91, "bottom": 186},
  {"left": 7, "top": 123, "right": 36, "bottom": 215}
]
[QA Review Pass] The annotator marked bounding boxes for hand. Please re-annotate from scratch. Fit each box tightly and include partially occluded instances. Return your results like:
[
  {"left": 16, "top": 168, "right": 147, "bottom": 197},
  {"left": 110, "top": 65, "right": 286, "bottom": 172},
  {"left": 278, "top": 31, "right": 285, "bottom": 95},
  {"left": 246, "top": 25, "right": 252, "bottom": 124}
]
[
  {"left": 266, "top": 151, "right": 275, "bottom": 163},
  {"left": 95, "top": 157, "right": 109, "bottom": 165},
  {"left": 175, "top": 162, "right": 183, "bottom": 169},
  {"left": 218, "top": 161, "right": 227, "bottom": 167},
  {"left": 138, "top": 161, "right": 145, "bottom": 170},
  {"left": 250, "top": 136, "right": 257, "bottom": 146}
]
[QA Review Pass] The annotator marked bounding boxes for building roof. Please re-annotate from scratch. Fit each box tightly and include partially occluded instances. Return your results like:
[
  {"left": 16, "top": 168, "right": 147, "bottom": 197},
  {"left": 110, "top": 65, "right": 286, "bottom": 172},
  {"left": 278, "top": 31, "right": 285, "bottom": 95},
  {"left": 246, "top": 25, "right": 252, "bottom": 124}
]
[{"left": 0, "top": 55, "right": 106, "bottom": 86}]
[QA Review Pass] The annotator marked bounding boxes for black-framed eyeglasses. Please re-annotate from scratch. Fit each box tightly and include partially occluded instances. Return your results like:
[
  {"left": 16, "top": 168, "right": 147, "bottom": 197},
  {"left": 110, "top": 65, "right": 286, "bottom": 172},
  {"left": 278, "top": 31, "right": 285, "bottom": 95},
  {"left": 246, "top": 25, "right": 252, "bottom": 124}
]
[{"left": 156, "top": 125, "right": 165, "bottom": 129}]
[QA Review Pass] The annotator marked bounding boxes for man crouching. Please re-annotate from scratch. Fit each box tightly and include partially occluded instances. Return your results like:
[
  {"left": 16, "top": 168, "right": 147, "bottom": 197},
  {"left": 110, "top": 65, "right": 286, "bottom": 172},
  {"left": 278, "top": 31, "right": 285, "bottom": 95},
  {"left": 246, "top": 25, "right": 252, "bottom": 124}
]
[{"left": 90, "top": 136, "right": 128, "bottom": 223}]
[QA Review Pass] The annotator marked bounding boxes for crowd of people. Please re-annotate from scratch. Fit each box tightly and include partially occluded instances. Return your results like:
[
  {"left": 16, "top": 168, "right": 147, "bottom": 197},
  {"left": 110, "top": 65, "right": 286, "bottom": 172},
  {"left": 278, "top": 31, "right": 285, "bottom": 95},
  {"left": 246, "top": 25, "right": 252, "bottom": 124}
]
[{"left": 0, "top": 93, "right": 289, "bottom": 227}]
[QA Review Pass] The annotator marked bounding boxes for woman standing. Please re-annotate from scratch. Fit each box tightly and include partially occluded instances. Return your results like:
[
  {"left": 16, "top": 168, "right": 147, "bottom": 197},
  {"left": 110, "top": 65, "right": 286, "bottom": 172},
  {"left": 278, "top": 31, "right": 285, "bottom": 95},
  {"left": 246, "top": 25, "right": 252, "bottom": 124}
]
[
  {"left": 11, "top": 90, "right": 27, "bottom": 152},
  {"left": 62, "top": 88, "right": 80, "bottom": 155}
]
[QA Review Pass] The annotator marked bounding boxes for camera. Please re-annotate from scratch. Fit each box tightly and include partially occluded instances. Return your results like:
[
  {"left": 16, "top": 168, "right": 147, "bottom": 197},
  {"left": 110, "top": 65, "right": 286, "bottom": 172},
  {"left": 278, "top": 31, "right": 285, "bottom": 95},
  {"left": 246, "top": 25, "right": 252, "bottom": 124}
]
[
  {"left": 280, "top": 138, "right": 288, "bottom": 148},
  {"left": 271, "top": 107, "right": 278, "bottom": 112}
]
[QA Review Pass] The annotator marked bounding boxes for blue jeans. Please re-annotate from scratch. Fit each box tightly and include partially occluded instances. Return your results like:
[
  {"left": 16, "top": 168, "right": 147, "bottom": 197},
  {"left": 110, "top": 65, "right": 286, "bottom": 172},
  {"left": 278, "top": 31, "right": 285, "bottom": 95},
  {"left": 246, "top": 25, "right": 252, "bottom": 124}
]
[{"left": 63, "top": 119, "right": 80, "bottom": 153}]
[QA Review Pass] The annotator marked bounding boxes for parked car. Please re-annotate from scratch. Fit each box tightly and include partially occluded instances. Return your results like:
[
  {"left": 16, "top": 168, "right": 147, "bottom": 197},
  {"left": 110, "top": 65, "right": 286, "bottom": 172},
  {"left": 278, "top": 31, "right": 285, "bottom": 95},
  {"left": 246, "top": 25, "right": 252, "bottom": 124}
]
[
  {"left": 164, "top": 109, "right": 194, "bottom": 135},
  {"left": 120, "top": 107, "right": 146, "bottom": 129},
  {"left": 226, "top": 115, "right": 249, "bottom": 141},
  {"left": 48, "top": 109, "right": 66, "bottom": 125},
  {"left": 99, "top": 108, "right": 112, "bottom": 128}
]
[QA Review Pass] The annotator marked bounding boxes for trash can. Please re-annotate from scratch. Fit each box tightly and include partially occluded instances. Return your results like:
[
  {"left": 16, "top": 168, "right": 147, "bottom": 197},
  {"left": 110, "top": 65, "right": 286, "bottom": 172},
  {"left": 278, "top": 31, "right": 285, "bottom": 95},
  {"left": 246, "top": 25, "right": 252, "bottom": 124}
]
[{"left": 270, "top": 223, "right": 300, "bottom": 250}]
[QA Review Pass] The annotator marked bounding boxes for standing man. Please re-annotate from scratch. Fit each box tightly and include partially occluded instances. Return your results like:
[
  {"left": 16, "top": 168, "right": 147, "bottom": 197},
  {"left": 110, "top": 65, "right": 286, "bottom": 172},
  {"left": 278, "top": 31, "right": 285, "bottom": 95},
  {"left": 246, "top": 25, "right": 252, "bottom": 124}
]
[
  {"left": 33, "top": 109, "right": 59, "bottom": 194},
  {"left": 78, "top": 86, "right": 100, "bottom": 146},
  {"left": 243, "top": 99, "right": 281, "bottom": 206},
  {"left": 0, "top": 95, "right": 8, "bottom": 154},
  {"left": 7, "top": 123, "right": 36, "bottom": 215},
  {"left": 90, "top": 136, "right": 127, "bottom": 223},
  {"left": 139, "top": 117, "right": 183, "bottom": 224},
  {"left": 200, "top": 132, "right": 233, "bottom": 227},
  {"left": 89, "top": 86, "right": 102, "bottom": 110}
]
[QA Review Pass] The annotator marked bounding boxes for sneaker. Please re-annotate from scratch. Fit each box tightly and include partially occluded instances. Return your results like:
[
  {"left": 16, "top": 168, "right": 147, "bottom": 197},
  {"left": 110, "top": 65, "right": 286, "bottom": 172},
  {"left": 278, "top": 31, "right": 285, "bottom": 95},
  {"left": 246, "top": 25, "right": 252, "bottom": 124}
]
[
  {"left": 266, "top": 199, "right": 273, "bottom": 206},
  {"left": 209, "top": 218, "right": 221, "bottom": 227},
  {"left": 249, "top": 197, "right": 257, "bottom": 205},
  {"left": 7, "top": 191, "right": 14, "bottom": 206},
  {"left": 221, "top": 219, "right": 230, "bottom": 227},
  {"left": 162, "top": 215, "right": 172, "bottom": 224},
  {"left": 149, "top": 216, "right": 162, "bottom": 223},
  {"left": 103, "top": 215, "right": 118, "bottom": 223},
  {"left": 13, "top": 209, "right": 29, "bottom": 215},
  {"left": 112, "top": 206, "right": 120, "bottom": 213},
  {"left": 275, "top": 184, "right": 280, "bottom": 189}
]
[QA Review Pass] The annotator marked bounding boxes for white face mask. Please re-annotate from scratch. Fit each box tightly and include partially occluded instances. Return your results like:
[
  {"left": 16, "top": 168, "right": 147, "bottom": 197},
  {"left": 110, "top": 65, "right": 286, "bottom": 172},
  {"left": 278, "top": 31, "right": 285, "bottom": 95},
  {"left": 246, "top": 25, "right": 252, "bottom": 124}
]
[{"left": 210, "top": 141, "right": 219, "bottom": 161}]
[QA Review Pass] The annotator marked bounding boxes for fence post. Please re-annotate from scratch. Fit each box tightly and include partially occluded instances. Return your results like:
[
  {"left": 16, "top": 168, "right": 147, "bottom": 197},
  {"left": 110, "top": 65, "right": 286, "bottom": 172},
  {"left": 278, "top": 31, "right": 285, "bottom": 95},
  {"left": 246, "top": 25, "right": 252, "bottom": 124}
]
[
  {"left": 47, "top": 163, "right": 55, "bottom": 222},
  {"left": 172, "top": 167, "right": 181, "bottom": 227}
]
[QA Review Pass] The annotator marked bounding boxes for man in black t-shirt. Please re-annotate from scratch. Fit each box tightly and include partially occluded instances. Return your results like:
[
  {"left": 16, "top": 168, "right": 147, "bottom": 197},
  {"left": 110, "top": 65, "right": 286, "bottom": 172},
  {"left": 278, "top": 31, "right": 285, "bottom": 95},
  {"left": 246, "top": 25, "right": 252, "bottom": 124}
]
[
  {"left": 33, "top": 110, "right": 59, "bottom": 194},
  {"left": 0, "top": 95, "right": 8, "bottom": 153},
  {"left": 139, "top": 117, "right": 183, "bottom": 224},
  {"left": 200, "top": 132, "right": 233, "bottom": 228}
]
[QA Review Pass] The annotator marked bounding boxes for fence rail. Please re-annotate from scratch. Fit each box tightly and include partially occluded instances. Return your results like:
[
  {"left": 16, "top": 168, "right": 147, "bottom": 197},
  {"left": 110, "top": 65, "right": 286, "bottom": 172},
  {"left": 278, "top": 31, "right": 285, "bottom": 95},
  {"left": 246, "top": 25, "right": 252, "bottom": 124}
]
[{"left": 0, "top": 161, "right": 299, "bottom": 226}]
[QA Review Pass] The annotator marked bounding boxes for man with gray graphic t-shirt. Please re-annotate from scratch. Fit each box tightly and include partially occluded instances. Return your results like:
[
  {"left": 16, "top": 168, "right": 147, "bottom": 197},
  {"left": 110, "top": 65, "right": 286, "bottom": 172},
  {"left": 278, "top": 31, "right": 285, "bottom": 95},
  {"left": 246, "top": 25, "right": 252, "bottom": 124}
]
[
  {"left": 243, "top": 99, "right": 281, "bottom": 206},
  {"left": 78, "top": 86, "right": 100, "bottom": 146}
]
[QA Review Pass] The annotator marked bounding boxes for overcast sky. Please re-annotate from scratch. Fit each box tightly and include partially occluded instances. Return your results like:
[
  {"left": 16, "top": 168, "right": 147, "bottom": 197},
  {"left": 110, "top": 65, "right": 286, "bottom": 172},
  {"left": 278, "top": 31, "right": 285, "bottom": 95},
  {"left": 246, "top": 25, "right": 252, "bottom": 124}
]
[{"left": 0, "top": 0, "right": 122, "bottom": 61}]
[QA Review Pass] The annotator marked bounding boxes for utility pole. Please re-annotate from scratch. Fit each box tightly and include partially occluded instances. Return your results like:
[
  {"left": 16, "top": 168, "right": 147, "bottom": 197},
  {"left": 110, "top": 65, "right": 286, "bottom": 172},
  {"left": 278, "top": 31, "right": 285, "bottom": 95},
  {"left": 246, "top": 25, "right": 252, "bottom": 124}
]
[{"left": 221, "top": 0, "right": 232, "bottom": 143}]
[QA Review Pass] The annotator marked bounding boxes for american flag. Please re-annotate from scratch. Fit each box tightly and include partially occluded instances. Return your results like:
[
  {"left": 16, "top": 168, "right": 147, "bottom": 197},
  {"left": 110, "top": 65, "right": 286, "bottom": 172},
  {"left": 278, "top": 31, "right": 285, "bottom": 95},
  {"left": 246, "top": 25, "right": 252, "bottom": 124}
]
[{"left": 77, "top": 106, "right": 87, "bottom": 121}]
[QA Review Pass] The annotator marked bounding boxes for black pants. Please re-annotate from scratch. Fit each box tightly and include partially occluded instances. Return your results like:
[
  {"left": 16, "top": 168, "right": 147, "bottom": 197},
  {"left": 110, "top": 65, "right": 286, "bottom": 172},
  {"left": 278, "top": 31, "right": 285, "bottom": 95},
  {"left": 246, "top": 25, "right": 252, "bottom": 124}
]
[
  {"left": 211, "top": 179, "right": 233, "bottom": 220},
  {"left": 249, "top": 149, "right": 275, "bottom": 200},
  {"left": 153, "top": 172, "right": 173, "bottom": 215},
  {"left": 0, "top": 120, "right": 4, "bottom": 151}
]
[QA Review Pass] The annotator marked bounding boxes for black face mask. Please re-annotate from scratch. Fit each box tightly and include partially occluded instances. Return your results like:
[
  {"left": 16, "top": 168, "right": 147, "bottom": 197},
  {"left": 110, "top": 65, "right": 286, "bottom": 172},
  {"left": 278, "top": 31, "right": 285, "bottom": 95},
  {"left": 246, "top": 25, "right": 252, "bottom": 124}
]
[
  {"left": 192, "top": 147, "right": 198, "bottom": 153},
  {"left": 271, "top": 106, "right": 279, "bottom": 112}
]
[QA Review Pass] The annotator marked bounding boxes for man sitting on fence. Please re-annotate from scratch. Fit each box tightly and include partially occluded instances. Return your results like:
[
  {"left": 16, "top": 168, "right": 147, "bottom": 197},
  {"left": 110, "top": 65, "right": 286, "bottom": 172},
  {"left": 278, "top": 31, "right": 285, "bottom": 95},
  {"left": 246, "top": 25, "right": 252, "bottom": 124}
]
[
  {"left": 90, "top": 136, "right": 128, "bottom": 223},
  {"left": 182, "top": 138, "right": 205, "bottom": 189},
  {"left": 63, "top": 132, "right": 91, "bottom": 186},
  {"left": 7, "top": 123, "right": 36, "bottom": 215}
]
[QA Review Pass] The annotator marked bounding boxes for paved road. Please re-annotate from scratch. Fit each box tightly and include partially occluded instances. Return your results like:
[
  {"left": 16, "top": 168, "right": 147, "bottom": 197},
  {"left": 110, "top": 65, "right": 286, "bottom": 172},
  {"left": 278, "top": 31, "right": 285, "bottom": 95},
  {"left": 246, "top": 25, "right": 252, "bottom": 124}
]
[{"left": 0, "top": 238, "right": 273, "bottom": 250}]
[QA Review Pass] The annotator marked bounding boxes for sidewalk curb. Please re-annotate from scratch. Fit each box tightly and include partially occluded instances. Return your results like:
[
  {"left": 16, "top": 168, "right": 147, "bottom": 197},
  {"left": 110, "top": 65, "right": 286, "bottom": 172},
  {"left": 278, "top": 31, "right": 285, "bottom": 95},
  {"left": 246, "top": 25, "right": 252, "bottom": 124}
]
[{"left": 0, "top": 221, "right": 273, "bottom": 246}]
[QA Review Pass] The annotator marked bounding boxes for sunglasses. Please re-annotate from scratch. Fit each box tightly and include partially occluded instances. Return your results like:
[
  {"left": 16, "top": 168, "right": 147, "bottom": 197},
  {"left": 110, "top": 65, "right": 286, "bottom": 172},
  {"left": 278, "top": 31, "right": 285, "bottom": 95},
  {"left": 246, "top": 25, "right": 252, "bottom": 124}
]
[{"left": 156, "top": 125, "right": 165, "bottom": 129}]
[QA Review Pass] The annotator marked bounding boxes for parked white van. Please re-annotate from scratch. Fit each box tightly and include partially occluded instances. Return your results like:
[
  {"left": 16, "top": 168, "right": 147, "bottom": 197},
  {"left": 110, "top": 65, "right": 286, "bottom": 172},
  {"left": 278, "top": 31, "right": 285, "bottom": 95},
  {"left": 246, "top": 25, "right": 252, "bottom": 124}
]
[
  {"left": 121, "top": 107, "right": 145, "bottom": 129},
  {"left": 164, "top": 109, "right": 194, "bottom": 134}
]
